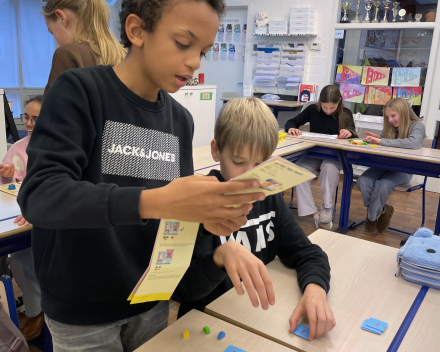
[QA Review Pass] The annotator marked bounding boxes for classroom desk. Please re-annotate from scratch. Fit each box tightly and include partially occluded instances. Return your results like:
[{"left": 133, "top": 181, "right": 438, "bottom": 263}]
[
  {"left": 339, "top": 142, "right": 440, "bottom": 234},
  {"left": 135, "top": 309, "right": 293, "bottom": 352},
  {"left": 398, "top": 289, "right": 440, "bottom": 352},
  {"left": 0, "top": 190, "right": 31, "bottom": 256},
  {"left": 205, "top": 229, "right": 422, "bottom": 352},
  {"left": 220, "top": 98, "right": 305, "bottom": 119}
]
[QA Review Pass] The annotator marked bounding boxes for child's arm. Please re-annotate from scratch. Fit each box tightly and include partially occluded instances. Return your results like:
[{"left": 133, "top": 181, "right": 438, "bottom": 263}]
[
  {"left": 275, "top": 196, "right": 334, "bottom": 340},
  {"left": 285, "top": 105, "right": 313, "bottom": 134},
  {"left": 176, "top": 228, "right": 275, "bottom": 310},
  {"left": 18, "top": 71, "right": 262, "bottom": 234},
  {"left": 175, "top": 226, "right": 228, "bottom": 302},
  {"left": 339, "top": 108, "right": 358, "bottom": 139},
  {"left": 380, "top": 122, "right": 425, "bottom": 149}
]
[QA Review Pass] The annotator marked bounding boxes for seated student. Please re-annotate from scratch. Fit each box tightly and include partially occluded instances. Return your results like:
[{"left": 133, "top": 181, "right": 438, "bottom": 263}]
[
  {"left": 357, "top": 98, "right": 425, "bottom": 233},
  {"left": 0, "top": 96, "right": 44, "bottom": 340},
  {"left": 285, "top": 85, "right": 357, "bottom": 229},
  {"left": 176, "top": 97, "right": 336, "bottom": 341}
]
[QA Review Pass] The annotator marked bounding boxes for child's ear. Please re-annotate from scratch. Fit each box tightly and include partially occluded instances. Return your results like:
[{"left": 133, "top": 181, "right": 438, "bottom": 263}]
[
  {"left": 211, "top": 139, "right": 220, "bottom": 162},
  {"left": 124, "top": 14, "right": 145, "bottom": 48},
  {"left": 55, "top": 9, "right": 66, "bottom": 27}
]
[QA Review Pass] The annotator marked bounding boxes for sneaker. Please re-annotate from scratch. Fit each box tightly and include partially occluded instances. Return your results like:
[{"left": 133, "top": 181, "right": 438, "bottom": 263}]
[
  {"left": 319, "top": 205, "right": 333, "bottom": 224},
  {"left": 377, "top": 204, "right": 394, "bottom": 232},
  {"left": 15, "top": 296, "right": 25, "bottom": 314},
  {"left": 365, "top": 217, "right": 377, "bottom": 233},
  {"left": 312, "top": 213, "right": 320, "bottom": 229}
]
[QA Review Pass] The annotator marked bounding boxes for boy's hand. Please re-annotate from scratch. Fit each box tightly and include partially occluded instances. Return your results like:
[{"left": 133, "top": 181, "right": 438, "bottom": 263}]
[
  {"left": 0, "top": 164, "right": 15, "bottom": 178},
  {"left": 338, "top": 129, "right": 352, "bottom": 139},
  {"left": 140, "top": 175, "right": 265, "bottom": 228},
  {"left": 288, "top": 128, "right": 302, "bottom": 136},
  {"left": 14, "top": 214, "right": 30, "bottom": 227},
  {"left": 213, "top": 241, "right": 275, "bottom": 310},
  {"left": 289, "top": 283, "right": 336, "bottom": 340}
]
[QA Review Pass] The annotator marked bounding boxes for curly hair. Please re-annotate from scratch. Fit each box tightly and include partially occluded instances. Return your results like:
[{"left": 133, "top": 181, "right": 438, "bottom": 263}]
[{"left": 119, "top": 0, "right": 226, "bottom": 48}]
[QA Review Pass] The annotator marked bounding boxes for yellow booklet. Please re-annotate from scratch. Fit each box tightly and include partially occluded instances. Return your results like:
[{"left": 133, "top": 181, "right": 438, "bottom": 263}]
[
  {"left": 128, "top": 156, "right": 315, "bottom": 304},
  {"left": 227, "top": 155, "right": 316, "bottom": 197}
]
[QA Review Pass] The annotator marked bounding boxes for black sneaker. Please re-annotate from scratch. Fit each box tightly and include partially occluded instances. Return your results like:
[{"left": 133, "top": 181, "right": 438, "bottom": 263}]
[{"left": 15, "top": 296, "right": 25, "bottom": 314}]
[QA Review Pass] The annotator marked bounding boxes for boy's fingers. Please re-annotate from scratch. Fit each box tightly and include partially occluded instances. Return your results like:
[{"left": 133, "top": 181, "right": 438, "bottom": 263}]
[
  {"left": 204, "top": 223, "right": 234, "bottom": 237},
  {"left": 221, "top": 179, "right": 261, "bottom": 193},
  {"left": 240, "top": 270, "right": 259, "bottom": 308},
  {"left": 228, "top": 269, "right": 245, "bottom": 296},
  {"left": 248, "top": 266, "right": 269, "bottom": 310},
  {"left": 315, "top": 304, "right": 327, "bottom": 338},
  {"left": 220, "top": 192, "right": 265, "bottom": 207},
  {"left": 325, "top": 306, "right": 336, "bottom": 332},
  {"left": 259, "top": 265, "right": 275, "bottom": 305},
  {"left": 289, "top": 305, "right": 305, "bottom": 333},
  {"left": 306, "top": 303, "right": 317, "bottom": 340}
]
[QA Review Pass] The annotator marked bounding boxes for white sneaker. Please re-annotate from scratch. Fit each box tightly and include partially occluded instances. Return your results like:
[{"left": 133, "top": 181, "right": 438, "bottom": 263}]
[
  {"left": 319, "top": 205, "right": 333, "bottom": 224},
  {"left": 312, "top": 213, "right": 320, "bottom": 229}
]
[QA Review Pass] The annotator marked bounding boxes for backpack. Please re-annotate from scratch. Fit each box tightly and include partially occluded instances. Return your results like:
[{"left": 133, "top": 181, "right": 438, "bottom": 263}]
[{"left": 0, "top": 302, "right": 29, "bottom": 352}]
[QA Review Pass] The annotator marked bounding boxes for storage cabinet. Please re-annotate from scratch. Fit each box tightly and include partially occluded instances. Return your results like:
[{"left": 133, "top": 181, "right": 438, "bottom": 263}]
[{"left": 169, "top": 85, "right": 216, "bottom": 148}]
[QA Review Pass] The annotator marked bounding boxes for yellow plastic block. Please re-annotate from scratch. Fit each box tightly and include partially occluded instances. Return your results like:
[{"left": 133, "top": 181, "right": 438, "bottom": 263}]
[
  {"left": 278, "top": 132, "right": 287, "bottom": 142},
  {"left": 371, "top": 144, "right": 378, "bottom": 148},
  {"left": 183, "top": 330, "right": 190, "bottom": 339}
]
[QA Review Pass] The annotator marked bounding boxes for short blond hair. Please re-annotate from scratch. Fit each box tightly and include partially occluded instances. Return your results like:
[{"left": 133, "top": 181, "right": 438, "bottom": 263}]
[{"left": 214, "top": 97, "right": 279, "bottom": 160}]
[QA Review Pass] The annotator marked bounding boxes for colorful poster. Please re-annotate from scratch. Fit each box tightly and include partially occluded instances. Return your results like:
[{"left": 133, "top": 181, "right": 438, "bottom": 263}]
[
  {"left": 361, "top": 66, "right": 390, "bottom": 86},
  {"left": 340, "top": 83, "right": 366, "bottom": 103},
  {"left": 393, "top": 87, "right": 422, "bottom": 106},
  {"left": 391, "top": 67, "right": 421, "bottom": 87},
  {"left": 298, "top": 84, "right": 317, "bottom": 103},
  {"left": 335, "top": 65, "right": 362, "bottom": 84},
  {"left": 216, "top": 24, "right": 224, "bottom": 42},
  {"left": 364, "top": 86, "right": 392, "bottom": 105},
  {"left": 212, "top": 43, "right": 219, "bottom": 61},
  {"left": 220, "top": 43, "right": 227, "bottom": 61}
]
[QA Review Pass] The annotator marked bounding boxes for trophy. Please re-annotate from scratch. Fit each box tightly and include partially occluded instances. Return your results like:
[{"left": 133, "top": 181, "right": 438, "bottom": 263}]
[
  {"left": 372, "top": 1, "right": 382, "bottom": 23},
  {"left": 352, "top": 0, "right": 361, "bottom": 23},
  {"left": 407, "top": 13, "right": 413, "bottom": 22},
  {"left": 399, "top": 8, "right": 406, "bottom": 21},
  {"left": 415, "top": 13, "right": 422, "bottom": 22},
  {"left": 381, "top": 1, "right": 391, "bottom": 22},
  {"left": 341, "top": 1, "right": 351, "bottom": 23},
  {"left": 392, "top": 2, "right": 400, "bottom": 22},
  {"left": 363, "top": 0, "right": 374, "bottom": 23}
]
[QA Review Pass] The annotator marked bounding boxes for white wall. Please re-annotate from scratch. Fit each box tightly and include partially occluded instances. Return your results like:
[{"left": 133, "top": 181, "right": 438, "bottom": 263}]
[{"left": 226, "top": 0, "right": 338, "bottom": 94}]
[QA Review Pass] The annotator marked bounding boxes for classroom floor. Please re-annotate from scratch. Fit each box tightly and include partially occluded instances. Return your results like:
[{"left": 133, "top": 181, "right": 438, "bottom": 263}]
[{"left": 15, "top": 175, "right": 439, "bottom": 351}]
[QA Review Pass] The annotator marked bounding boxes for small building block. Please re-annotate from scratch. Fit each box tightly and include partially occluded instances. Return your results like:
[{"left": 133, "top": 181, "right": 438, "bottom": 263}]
[
  {"left": 278, "top": 132, "right": 287, "bottom": 142},
  {"left": 183, "top": 330, "right": 189, "bottom": 339},
  {"left": 371, "top": 144, "right": 377, "bottom": 148},
  {"left": 218, "top": 331, "right": 225, "bottom": 340},
  {"left": 203, "top": 326, "right": 210, "bottom": 334},
  {"left": 8, "top": 184, "right": 16, "bottom": 190}
]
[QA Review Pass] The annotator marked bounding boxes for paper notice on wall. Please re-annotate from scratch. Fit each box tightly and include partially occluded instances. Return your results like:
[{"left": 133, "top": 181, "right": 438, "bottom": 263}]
[
  {"left": 235, "top": 44, "right": 244, "bottom": 62},
  {"left": 228, "top": 43, "right": 235, "bottom": 61},
  {"left": 243, "top": 85, "right": 253, "bottom": 97},
  {"left": 220, "top": 43, "right": 227, "bottom": 61}
]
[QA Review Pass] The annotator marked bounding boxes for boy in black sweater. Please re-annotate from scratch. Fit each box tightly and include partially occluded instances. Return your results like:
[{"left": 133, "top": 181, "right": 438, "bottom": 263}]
[
  {"left": 177, "top": 97, "right": 336, "bottom": 340},
  {"left": 17, "top": 1, "right": 266, "bottom": 351}
]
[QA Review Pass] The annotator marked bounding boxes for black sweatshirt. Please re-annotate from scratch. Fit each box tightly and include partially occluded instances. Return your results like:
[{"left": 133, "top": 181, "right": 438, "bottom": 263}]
[
  {"left": 176, "top": 169, "right": 331, "bottom": 318},
  {"left": 284, "top": 104, "right": 358, "bottom": 137},
  {"left": 18, "top": 65, "right": 194, "bottom": 325}
]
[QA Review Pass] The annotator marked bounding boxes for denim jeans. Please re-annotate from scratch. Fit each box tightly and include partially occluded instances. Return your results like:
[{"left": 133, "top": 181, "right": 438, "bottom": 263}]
[
  {"left": 356, "top": 168, "right": 412, "bottom": 221},
  {"left": 45, "top": 300, "right": 169, "bottom": 352}
]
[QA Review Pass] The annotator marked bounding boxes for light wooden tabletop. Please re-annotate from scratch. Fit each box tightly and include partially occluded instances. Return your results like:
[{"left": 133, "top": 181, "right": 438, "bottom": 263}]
[
  {"left": 341, "top": 142, "right": 440, "bottom": 164},
  {"left": 135, "top": 309, "right": 293, "bottom": 352},
  {"left": 205, "top": 230, "right": 422, "bottom": 352},
  {"left": 398, "top": 289, "right": 440, "bottom": 352},
  {"left": 287, "top": 135, "right": 350, "bottom": 149},
  {"left": 0, "top": 218, "right": 31, "bottom": 239},
  {"left": 0, "top": 190, "right": 21, "bottom": 220},
  {"left": 221, "top": 98, "right": 305, "bottom": 109}
]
